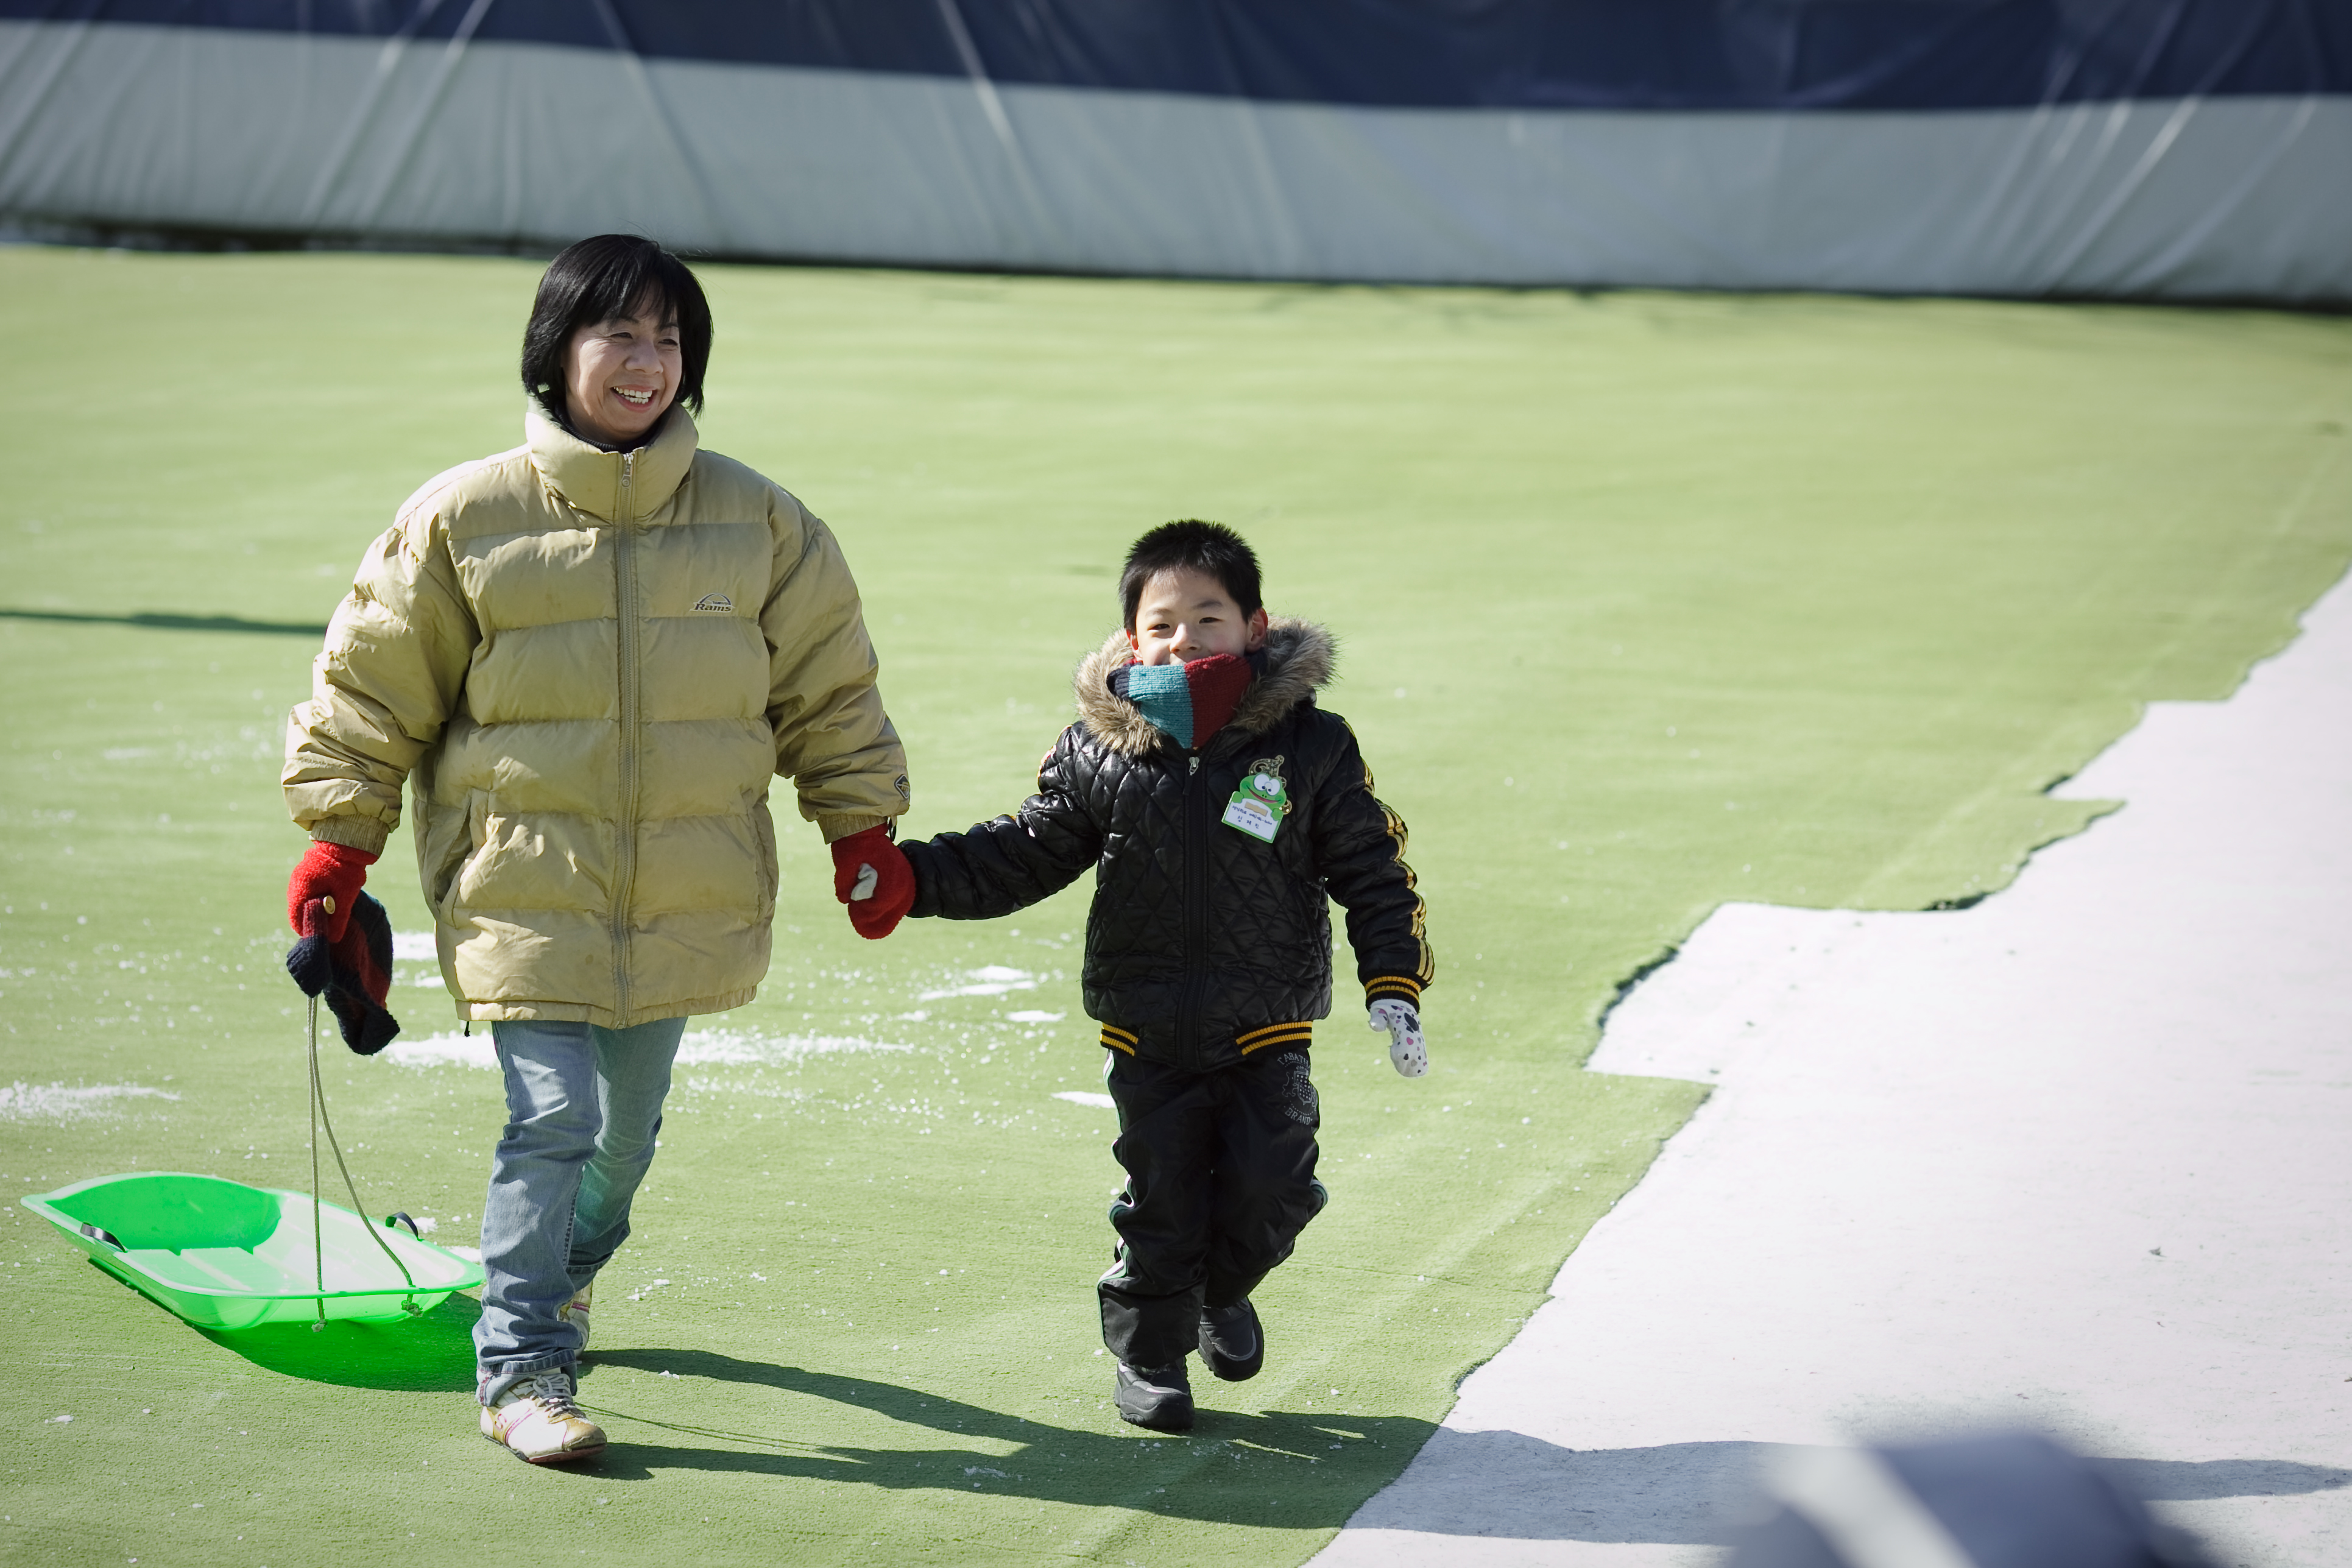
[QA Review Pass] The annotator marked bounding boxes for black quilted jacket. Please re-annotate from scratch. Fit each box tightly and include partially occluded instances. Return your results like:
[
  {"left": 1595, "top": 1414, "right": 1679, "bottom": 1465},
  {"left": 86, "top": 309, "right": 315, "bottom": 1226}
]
[{"left": 903, "top": 620, "right": 1433, "bottom": 1072}]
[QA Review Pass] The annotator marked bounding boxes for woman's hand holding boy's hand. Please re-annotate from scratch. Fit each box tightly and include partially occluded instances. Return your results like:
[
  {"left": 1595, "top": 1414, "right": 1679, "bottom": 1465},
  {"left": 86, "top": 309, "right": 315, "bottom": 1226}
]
[
  {"left": 831, "top": 825, "right": 914, "bottom": 939},
  {"left": 1369, "top": 998, "right": 1427, "bottom": 1078},
  {"left": 287, "top": 841, "right": 377, "bottom": 942}
]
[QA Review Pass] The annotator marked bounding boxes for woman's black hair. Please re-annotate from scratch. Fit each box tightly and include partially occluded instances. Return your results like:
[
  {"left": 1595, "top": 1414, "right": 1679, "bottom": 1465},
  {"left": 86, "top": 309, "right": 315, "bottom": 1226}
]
[
  {"left": 1118, "top": 520, "right": 1264, "bottom": 629},
  {"left": 520, "top": 235, "right": 713, "bottom": 427}
]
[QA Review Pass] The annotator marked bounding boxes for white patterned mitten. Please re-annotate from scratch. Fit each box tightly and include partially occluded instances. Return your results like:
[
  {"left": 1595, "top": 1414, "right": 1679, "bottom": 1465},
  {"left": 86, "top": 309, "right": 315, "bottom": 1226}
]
[{"left": 1369, "top": 998, "right": 1427, "bottom": 1078}]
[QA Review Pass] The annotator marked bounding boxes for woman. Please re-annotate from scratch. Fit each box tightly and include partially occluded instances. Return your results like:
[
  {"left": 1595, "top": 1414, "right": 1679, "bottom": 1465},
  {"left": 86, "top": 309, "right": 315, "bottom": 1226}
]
[{"left": 283, "top": 235, "right": 917, "bottom": 1462}]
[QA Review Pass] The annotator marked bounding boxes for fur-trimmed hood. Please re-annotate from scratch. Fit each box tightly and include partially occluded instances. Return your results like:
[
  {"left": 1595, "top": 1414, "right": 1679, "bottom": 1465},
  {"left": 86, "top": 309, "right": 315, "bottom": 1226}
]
[{"left": 1073, "top": 617, "right": 1335, "bottom": 757}]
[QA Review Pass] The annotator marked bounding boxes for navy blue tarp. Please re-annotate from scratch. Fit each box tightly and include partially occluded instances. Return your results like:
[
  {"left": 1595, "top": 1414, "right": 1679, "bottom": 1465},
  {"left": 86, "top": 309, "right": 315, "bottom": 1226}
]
[{"left": 5, "top": 0, "right": 2347, "bottom": 109}]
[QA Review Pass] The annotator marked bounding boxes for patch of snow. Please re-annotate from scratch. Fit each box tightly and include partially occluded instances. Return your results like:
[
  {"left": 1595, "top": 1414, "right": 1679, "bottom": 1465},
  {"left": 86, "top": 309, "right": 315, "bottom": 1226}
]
[
  {"left": 1053, "top": 1091, "right": 1115, "bottom": 1110},
  {"left": 446, "top": 1245, "right": 482, "bottom": 1263},
  {"left": 381, "top": 1032, "right": 496, "bottom": 1071},
  {"left": 1005, "top": 1009, "right": 1066, "bottom": 1023},
  {"left": 917, "top": 964, "right": 1039, "bottom": 1000},
  {"left": 390, "top": 930, "right": 437, "bottom": 962},
  {"left": 0, "top": 1082, "right": 180, "bottom": 1122}
]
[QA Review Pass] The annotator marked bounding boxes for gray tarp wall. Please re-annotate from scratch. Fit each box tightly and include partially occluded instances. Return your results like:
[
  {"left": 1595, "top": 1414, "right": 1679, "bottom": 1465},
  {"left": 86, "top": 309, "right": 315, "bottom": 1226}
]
[{"left": 1, "top": 1, "right": 2346, "bottom": 301}]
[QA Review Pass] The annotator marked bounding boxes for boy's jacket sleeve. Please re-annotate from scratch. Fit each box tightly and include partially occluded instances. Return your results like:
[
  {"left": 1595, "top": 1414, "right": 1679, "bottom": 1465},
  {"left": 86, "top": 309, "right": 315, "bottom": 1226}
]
[
  {"left": 1311, "top": 722, "right": 1435, "bottom": 999},
  {"left": 903, "top": 727, "right": 1101, "bottom": 919}
]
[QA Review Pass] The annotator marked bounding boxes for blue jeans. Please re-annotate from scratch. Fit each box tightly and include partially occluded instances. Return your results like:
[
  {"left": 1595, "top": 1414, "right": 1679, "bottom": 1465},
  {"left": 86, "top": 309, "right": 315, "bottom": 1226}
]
[{"left": 474, "top": 1017, "right": 686, "bottom": 1404}]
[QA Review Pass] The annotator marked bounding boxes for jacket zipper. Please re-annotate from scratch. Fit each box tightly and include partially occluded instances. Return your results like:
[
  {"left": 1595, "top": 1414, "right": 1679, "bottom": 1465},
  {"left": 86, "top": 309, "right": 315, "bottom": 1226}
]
[
  {"left": 610, "top": 451, "right": 641, "bottom": 1024},
  {"left": 1177, "top": 749, "right": 1208, "bottom": 1062}
]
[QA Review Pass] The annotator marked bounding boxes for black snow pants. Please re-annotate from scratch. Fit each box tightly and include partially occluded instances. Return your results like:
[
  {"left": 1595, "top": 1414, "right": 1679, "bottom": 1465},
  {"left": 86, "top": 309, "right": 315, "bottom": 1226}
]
[{"left": 1097, "top": 1048, "right": 1329, "bottom": 1369}]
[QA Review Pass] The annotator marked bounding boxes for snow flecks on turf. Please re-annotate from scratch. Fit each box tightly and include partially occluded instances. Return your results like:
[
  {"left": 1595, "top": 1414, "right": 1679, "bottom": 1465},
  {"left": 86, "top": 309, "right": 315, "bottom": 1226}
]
[
  {"left": 369, "top": 955, "right": 1109, "bottom": 1131},
  {"left": 4, "top": 928, "right": 291, "bottom": 1040},
  {"left": 0, "top": 1080, "right": 182, "bottom": 1121},
  {"left": 917, "top": 964, "right": 1039, "bottom": 1000},
  {"left": 381, "top": 1028, "right": 916, "bottom": 1072},
  {"left": 679, "top": 1031, "right": 917, "bottom": 1068}
]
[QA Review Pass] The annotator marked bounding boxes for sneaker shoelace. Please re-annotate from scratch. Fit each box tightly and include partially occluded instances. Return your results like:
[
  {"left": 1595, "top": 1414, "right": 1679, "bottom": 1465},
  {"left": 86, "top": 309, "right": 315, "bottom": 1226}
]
[{"left": 520, "top": 1374, "right": 586, "bottom": 1421}]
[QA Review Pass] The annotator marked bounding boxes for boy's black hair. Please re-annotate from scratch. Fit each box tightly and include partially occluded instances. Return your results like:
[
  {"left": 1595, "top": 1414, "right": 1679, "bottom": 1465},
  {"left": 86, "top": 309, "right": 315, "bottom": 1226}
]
[
  {"left": 520, "top": 235, "right": 713, "bottom": 427},
  {"left": 1119, "top": 520, "right": 1264, "bottom": 629}
]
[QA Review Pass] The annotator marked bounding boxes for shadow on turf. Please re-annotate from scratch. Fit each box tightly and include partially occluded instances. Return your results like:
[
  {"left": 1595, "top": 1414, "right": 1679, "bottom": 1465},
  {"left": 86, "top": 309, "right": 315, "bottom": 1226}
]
[
  {"left": 0, "top": 607, "right": 330, "bottom": 637},
  {"left": 572, "top": 1347, "right": 1438, "bottom": 1524},
  {"left": 1337, "top": 1432, "right": 2352, "bottom": 1544},
  {"left": 563, "top": 1356, "right": 2352, "bottom": 1542},
  {"left": 198, "top": 1293, "right": 481, "bottom": 1392}
]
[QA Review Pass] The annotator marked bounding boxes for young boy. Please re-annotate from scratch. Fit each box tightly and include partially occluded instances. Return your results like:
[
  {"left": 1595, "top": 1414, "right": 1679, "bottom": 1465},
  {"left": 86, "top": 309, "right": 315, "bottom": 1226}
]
[{"left": 879, "top": 520, "right": 1433, "bottom": 1431}]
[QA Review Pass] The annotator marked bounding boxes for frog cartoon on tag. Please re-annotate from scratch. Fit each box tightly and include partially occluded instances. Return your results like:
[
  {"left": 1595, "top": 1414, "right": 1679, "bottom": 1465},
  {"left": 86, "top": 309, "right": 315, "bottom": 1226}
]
[{"left": 1223, "top": 757, "right": 1290, "bottom": 843}]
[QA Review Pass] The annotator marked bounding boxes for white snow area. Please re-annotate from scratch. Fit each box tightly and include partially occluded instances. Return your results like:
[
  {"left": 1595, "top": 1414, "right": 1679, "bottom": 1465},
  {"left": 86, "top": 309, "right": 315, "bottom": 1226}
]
[
  {"left": 0, "top": 1081, "right": 180, "bottom": 1121},
  {"left": 380, "top": 1031, "right": 495, "bottom": 1070},
  {"left": 1316, "top": 572, "right": 2352, "bottom": 1568},
  {"left": 390, "top": 930, "right": 437, "bottom": 962},
  {"left": 1006, "top": 1009, "right": 1067, "bottom": 1023},
  {"left": 380, "top": 1027, "right": 912, "bottom": 1072},
  {"left": 1052, "top": 1090, "right": 1116, "bottom": 1109},
  {"left": 917, "top": 964, "right": 1039, "bottom": 1000}
]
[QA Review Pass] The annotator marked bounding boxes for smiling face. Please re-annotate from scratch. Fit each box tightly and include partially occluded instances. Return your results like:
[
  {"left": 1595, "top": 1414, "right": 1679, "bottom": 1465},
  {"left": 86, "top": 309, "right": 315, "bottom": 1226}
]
[
  {"left": 1128, "top": 567, "right": 1270, "bottom": 665},
  {"left": 561, "top": 297, "right": 682, "bottom": 448}
]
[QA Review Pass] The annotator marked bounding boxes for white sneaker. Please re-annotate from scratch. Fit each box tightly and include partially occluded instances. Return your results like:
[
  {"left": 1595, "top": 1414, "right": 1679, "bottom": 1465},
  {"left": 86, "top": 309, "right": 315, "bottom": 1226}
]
[
  {"left": 561, "top": 1279, "right": 594, "bottom": 1354},
  {"left": 481, "top": 1370, "right": 606, "bottom": 1464}
]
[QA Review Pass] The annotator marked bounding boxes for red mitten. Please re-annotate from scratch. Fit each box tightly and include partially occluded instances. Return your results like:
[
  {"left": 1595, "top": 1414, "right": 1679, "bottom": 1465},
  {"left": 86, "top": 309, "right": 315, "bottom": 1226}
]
[
  {"left": 287, "top": 840, "right": 377, "bottom": 942},
  {"left": 830, "top": 825, "right": 914, "bottom": 940}
]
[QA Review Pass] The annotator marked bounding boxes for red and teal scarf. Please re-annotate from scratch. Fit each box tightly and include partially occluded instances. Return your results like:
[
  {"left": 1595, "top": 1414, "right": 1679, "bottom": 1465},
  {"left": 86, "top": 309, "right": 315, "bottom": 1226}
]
[{"left": 1107, "top": 651, "right": 1263, "bottom": 750}]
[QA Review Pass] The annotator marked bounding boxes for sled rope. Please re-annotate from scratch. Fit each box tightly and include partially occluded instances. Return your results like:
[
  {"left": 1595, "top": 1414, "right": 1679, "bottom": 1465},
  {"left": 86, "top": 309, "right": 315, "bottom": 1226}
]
[{"left": 307, "top": 995, "right": 419, "bottom": 1329}]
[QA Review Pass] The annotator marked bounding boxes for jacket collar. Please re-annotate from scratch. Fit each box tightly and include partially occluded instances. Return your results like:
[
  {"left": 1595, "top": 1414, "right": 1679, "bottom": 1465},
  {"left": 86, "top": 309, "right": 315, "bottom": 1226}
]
[
  {"left": 1073, "top": 618, "right": 1336, "bottom": 757},
  {"left": 524, "top": 403, "right": 699, "bottom": 523}
]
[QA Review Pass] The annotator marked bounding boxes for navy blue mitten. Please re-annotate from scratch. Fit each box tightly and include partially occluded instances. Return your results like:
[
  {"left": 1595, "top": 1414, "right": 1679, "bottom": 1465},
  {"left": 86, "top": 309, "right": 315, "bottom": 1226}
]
[{"left": 285, "top": 889, "right": 401, "bottom": 1056}]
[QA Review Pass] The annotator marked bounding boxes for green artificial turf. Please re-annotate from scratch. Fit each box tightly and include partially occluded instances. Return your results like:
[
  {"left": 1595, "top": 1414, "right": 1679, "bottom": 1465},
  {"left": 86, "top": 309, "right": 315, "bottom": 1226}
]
[{"left": 1, "top": 247, "right": 2347, "bottom": 1566}]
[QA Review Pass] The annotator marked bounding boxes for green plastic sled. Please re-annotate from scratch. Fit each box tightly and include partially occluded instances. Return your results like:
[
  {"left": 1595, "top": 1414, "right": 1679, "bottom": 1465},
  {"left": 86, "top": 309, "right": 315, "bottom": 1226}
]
[{"left": 21, "top": 1171, "right": 484, "bottom": 1330}]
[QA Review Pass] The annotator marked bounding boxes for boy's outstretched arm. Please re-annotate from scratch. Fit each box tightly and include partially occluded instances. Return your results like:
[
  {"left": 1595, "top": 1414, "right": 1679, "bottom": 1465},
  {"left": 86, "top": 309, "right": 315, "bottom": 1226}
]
[
  {"left": 901, "top": 729, "right": 1102, "bottom": 920},
  {"left": 1312, "top": 721, "right": 1435, "bottom": 1075}
]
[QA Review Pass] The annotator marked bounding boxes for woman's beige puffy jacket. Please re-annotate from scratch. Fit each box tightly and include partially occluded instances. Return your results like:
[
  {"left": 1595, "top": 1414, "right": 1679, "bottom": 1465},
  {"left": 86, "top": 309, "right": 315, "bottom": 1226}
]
[{"left": 284, "top": 407, "right": 908, "bottom": 1028}]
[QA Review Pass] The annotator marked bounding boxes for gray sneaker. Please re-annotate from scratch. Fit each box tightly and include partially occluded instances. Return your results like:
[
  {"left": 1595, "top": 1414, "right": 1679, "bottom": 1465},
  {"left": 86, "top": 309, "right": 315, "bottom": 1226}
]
[{"left": 1114, "top": 1361, "right": 1195, "bottom": 1432}]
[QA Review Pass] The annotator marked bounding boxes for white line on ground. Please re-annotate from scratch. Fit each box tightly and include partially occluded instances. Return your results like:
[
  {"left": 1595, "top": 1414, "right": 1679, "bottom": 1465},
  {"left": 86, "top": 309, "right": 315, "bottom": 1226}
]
[{"left": 1314, "top": 571, "right": 2352, "bottom": 1567}]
